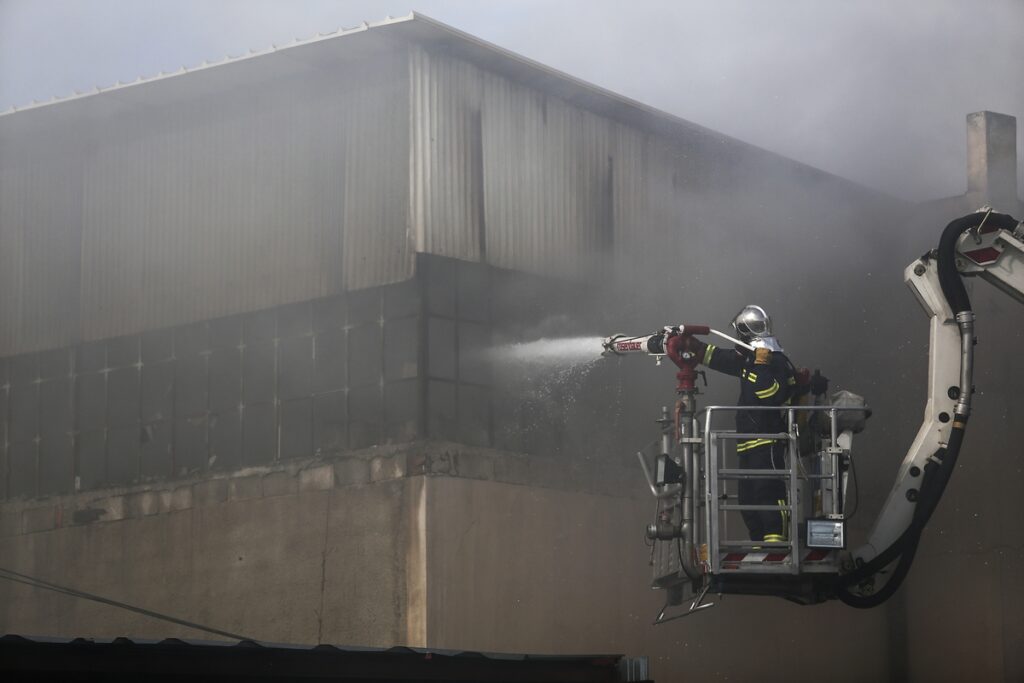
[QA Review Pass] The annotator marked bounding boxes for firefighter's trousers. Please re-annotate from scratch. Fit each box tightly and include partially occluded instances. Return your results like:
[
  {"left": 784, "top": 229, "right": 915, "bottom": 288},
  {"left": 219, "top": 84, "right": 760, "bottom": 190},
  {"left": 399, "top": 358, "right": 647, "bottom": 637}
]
[{"left": 738, "top": 443, "right": 787, "bottom": 542}]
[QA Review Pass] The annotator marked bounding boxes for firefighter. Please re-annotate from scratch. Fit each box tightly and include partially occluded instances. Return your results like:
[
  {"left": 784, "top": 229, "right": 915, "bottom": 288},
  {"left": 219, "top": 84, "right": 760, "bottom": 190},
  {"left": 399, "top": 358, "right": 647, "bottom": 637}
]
[{"left": 684, "top": 305, "right": 806, "bottom": 545}]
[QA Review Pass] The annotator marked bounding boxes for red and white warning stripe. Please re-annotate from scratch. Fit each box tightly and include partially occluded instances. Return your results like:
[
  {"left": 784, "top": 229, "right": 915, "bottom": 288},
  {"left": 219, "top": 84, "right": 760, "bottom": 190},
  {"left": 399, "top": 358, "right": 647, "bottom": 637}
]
[{"left": 720, "top": 548, "right": 832, "bottom": 570}]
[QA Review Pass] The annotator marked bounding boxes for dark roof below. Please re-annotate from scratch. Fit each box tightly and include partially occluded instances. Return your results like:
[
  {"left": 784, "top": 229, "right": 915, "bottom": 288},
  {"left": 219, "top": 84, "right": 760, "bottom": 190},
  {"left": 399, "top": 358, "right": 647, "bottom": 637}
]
[{"left": 0, "top": 634, "right": 651, "bottom": 682}]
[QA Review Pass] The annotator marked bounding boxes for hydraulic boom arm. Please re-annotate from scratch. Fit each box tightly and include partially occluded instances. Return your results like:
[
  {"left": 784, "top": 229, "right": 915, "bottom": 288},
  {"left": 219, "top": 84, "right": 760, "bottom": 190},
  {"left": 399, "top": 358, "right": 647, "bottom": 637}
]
[{"left": 845, "top": 208, "right": 1024, "bottom": 604}]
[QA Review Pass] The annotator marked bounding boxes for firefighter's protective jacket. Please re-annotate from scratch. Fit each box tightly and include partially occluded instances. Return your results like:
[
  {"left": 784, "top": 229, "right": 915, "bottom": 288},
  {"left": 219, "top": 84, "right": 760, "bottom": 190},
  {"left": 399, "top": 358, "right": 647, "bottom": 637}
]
[{"left": 692, "top": 341, "right": 797, "bottom": 453}]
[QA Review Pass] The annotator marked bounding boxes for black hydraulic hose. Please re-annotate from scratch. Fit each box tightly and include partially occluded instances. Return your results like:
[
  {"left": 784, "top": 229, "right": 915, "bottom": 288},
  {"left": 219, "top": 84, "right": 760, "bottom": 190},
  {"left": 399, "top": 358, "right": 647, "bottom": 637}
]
[
  {"left": 839, "top": 430, "right": 960, "bottom": 589},
  {"left": 839, "top": 530, "right": 921, "bottom": 608},
  {"left": 838, "top": 433, "right": 962, "bottom": 607},
  {"left": 836, "top": 211, "right": 1017, "bottom": 607},
  {"left": 936, "top": 214, "right": 978, "bottom": 314}
]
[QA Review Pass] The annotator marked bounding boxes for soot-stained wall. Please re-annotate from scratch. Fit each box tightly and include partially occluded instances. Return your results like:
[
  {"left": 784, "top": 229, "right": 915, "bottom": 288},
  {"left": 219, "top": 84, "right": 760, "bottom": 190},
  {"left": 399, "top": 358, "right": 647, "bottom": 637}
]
[
  {"left": 0, "top": 256, "right": 482, "bottom": 499},
  {"left": 0, "top": 255, "right": 610, "bottom": 501}
]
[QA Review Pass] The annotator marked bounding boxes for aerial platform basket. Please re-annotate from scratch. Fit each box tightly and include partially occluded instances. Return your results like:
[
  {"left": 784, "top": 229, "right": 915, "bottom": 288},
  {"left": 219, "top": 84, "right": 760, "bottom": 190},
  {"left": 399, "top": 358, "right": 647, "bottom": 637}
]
[{"left": 638, "top": 399, "right": 868, "bottom": 622}]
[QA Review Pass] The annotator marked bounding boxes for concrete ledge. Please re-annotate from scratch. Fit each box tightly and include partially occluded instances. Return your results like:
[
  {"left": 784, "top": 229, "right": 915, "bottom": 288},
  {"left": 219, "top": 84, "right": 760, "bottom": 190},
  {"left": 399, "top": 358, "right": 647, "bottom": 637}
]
[
  {"left": 452, "top": 452, "right": 494, "bottom": 480},
  {"left": 299, "top": 464, "right": 335, "bottom": 491},
  {"left": 0, "top": 509, "right": 18, "bottom": 537},
  {"left": 0, "top": 440, "right": 645, "bottom": 538},
  {"left": 164, "top": 486, "right": 193, "bottom": 512},
  {"left": 126, "top": 491, "right": 163, "bottom": 517},
  {"left": 261, "top": 472, "right": 296, "bottom": 498},
  {"left": 228, "top": 476, "right": 262, "bottom": 501},
  {"left": 419, "top": 451, "right": 451, "bottom": 475},
  {"left": 193, "top": 479, "right": 229, "bottom": 507},
  {"left": 22, "top": 505, "right": 57, "bottom": 534},
  {"left": 493, "top": 455, "right": 530, "bottom": 485},
  {"left": 370, "top": 455, "right": 405, "bottom": 482},
  {"left": 335, "top": 458, "right": 370, "bottom": 487},
  {"left": 92, "top": 496, "right": 126, "bottom": 523}
]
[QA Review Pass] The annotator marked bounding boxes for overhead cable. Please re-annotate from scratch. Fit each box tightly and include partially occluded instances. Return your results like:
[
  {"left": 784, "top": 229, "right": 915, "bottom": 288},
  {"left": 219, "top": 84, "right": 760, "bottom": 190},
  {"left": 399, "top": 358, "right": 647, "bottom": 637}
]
[{"left": 0, "top": 566, "right": 253, "bottom": 642}]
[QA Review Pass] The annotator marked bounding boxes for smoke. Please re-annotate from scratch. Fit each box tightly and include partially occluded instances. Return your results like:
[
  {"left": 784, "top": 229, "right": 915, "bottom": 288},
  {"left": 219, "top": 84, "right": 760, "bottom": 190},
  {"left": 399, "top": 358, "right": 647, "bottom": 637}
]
[
  {"left": 2, "top": 1, "right": 1023, "bottom": 200},
  {"left": 1, "top": 2, "right": 1022, "bottom": 676},
  {"left": 0, "top": 0, "right": 997, "bottom": 492}
]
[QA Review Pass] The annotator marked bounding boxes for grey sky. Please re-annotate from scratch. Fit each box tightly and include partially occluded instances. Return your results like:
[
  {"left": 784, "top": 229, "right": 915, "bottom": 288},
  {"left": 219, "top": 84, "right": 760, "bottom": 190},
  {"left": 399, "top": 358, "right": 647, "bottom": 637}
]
[{"left": 1, "top": 0, "right": 1022, "bottom": 201}]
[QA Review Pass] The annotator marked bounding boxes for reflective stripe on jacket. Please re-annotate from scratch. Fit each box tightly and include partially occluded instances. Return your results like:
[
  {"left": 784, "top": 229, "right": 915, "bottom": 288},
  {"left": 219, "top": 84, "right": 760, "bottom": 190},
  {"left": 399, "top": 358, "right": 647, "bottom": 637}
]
[{"left": 693, "top": 341, "right": 795, "bottom": 443}]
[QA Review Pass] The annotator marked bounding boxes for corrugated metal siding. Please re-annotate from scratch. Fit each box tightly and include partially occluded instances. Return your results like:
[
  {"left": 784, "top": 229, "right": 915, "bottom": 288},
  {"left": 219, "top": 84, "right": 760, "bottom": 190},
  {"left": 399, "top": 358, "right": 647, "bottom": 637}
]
[
  {"left": 79, "top": 55, "right": 411, "bottom": 341},
  {"left": 480, "top": 66, "right": 614, "bottom": 280},
  {"left": 610, "top": 127, "right": 687, "bottom": 261},
  {"left": 341, "top": 64, "right": 412, "bottom": 291},
  {"left": 0, "top": 53, "right": 411, "bottom": 354},
  {"left": 409, "top": 46, "right": 483, "bottom": 261},
  {"left": 410, "top": 49, "right": 618, "bottom": 281},
  {"left": 606, "top": 121, "right": 774, "bottom": 303},
  {"left": 410, "top": 48, "right": 894, "bottom": 291},
  {"left": 0, "top": 150, "right": 82, "bottom": 353},
  {"left": 1, "top": 35, "right": 897, "bottom": 356},
  {"left": 0, "top": 163, "right": 30, "bottom": 353},
  {"left": 79, "top": 99, "right": 324, "bottom": 339}
]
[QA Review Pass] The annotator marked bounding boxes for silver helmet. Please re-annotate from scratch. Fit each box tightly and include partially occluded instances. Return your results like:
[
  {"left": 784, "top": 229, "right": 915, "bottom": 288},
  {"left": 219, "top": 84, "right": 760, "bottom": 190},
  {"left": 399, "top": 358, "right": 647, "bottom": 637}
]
[{"left": 731, "top": 304, "right": 783, "bottom": 352}]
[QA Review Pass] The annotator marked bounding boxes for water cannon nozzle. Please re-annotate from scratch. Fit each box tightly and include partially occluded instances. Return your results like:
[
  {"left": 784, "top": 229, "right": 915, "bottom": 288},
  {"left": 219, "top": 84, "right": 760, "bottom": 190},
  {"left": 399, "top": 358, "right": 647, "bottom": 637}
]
[{"left": 601, "top": 334, "right": 624, "bottom": 356}]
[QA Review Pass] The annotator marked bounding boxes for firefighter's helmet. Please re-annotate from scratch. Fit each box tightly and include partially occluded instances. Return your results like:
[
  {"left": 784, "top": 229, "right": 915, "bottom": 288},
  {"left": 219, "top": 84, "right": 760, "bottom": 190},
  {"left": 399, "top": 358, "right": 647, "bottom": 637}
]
[{"left": 731, "top": 305, "right": 783, "bottom": 352}]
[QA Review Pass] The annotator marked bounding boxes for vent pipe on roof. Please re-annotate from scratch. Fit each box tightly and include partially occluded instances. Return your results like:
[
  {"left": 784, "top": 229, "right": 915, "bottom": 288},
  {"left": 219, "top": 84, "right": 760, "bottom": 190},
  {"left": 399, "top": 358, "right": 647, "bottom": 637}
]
[{"left": 966, "top": 111, "right": 1018, "bottom": 206}]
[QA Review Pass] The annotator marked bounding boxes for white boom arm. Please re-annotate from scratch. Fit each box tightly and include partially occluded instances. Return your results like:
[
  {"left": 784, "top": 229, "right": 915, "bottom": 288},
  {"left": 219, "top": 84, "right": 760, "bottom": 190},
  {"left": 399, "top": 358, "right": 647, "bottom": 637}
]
[{"left": 856, "top": 212, "right": 1024, "bottom": 564}]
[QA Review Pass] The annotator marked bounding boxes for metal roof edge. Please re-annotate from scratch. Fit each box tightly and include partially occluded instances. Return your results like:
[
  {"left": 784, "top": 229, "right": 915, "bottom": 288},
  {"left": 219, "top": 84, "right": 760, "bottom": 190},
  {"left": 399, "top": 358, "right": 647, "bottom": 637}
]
[
  {"left": 0, "top": 12, "right": 896, "bottom": 201},
  {"left": 385, "top": 14, "right": 898, "bottom": 201},
  {"left": 0, "top": 13, "right": 417, "bottom": 119}
]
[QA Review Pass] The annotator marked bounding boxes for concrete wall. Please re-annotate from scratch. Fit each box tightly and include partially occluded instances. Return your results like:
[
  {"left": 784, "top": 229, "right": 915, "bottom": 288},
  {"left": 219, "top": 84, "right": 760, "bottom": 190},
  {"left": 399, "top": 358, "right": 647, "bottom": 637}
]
[
  {"left": 0, "top": 446, "right": 889, "bottom": 682},
  {"left": 0, "top": 453, "right": 420, "bottom": 647},
  {"left": 424, "top": 476, "right": 890, "bottom": 682}
]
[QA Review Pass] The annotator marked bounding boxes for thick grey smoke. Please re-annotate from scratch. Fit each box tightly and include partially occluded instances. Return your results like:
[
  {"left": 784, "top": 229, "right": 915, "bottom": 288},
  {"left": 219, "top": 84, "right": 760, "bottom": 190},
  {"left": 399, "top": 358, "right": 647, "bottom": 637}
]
[{"left": 2, "top": 0, "right": 1022, "bottom": 201}]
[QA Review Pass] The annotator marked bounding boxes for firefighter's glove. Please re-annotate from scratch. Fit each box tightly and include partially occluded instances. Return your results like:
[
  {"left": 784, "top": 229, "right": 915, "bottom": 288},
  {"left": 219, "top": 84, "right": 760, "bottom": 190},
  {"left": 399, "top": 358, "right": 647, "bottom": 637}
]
[
  {"left": 754, "top": 348, "right": 771, "bottom": 365},
  {"left": 810, "top": 369, "right": 830, "bottom": 397},
  {"left": 793, "top": 367, "right": 812, "bottom": 398}
]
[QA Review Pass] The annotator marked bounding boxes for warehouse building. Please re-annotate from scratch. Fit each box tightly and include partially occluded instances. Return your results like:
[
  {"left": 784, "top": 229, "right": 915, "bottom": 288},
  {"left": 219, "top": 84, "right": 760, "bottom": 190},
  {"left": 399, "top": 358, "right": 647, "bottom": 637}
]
[{"left": 0, "top": 14, "right": 1020, "bottom": 681}]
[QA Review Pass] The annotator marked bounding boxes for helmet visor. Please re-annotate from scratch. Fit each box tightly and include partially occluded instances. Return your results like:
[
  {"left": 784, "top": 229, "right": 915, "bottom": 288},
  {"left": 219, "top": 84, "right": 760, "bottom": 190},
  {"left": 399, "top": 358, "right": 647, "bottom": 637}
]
[{"left": 731, "top": 305, "right": 771, "bottom": 340}]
